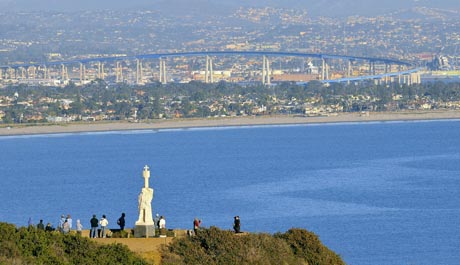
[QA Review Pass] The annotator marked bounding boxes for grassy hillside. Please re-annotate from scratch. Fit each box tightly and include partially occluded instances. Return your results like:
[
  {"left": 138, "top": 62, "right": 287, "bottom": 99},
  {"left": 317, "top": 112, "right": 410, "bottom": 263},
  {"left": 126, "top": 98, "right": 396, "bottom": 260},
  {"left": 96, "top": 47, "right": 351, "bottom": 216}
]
[
  {"left": 0, "top": 223, "right": 146, "bottom": 265},
  {"left": 161, "top": 226, "right": 345, "bottom": 265},
  {"left": 0, "top": 223, "right": 345, "bottom": 265}
]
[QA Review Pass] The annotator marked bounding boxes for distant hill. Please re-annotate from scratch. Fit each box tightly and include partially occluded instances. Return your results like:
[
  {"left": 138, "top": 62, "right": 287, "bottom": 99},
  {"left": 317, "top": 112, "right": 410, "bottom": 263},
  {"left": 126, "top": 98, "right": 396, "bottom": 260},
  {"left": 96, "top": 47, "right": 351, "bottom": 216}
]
[
  {"left": 0, "top": 0, "right": 458, "bottom": 17},
  {"left": 249, "top": 0, "right": 460, "bottom": 17},
  {"left": 388, "top": 6, "right": 460, "bottom": 20}
]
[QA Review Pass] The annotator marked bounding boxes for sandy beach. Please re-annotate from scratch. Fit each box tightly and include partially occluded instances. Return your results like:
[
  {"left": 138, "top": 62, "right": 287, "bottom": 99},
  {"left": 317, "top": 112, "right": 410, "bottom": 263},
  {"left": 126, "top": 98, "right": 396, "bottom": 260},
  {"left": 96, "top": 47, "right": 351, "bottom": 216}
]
[{"left": 1, "top": 110, "right": 460, "bottom": 136}]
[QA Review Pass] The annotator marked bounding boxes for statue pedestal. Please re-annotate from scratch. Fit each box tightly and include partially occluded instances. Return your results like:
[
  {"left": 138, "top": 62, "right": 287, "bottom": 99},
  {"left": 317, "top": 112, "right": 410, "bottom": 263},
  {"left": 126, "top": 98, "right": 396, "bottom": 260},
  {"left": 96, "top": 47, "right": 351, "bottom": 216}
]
[{"left": 134, "top": 224, "right": 155, "bottom": 238}]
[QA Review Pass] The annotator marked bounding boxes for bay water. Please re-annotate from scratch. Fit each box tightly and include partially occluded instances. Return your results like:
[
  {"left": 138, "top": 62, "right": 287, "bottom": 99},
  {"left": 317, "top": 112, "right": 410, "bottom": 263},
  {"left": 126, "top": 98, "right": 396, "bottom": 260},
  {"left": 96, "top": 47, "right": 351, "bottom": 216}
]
[{"left": 1, "top": 120, "right": 459, "bottom": 264}]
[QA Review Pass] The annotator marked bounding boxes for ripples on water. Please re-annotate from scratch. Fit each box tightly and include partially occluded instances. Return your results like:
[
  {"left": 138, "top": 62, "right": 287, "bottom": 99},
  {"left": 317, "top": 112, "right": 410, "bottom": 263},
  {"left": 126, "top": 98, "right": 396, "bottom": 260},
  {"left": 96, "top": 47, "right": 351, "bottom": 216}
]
[{"left": 0, "top": 120, "right": 459, "bottom": 265}]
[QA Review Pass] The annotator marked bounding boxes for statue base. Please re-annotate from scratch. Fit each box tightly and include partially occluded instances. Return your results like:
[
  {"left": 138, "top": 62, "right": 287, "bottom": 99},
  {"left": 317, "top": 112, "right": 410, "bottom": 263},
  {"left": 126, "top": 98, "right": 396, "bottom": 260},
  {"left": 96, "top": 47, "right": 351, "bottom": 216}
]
[{"left": 134, "top": 225, "right": 155, "bottom": 238}]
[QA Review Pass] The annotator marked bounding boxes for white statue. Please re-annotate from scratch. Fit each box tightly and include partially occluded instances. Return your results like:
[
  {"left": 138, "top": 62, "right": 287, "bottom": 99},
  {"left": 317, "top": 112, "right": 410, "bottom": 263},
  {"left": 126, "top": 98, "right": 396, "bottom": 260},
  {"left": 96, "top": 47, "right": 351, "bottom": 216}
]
[{"left": 135, "top": 165, "right": 155, "bottom": 226}]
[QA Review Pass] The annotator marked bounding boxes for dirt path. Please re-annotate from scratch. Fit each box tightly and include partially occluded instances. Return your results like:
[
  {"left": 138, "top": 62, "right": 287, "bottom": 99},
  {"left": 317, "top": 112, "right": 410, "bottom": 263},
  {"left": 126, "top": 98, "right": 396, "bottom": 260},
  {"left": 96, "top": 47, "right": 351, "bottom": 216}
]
[
  {"left": 80, "top": 229, "right": 186, "bottom": 264},
  {"left": 94, "top": 237, "right": 173, "bottom": 264}
]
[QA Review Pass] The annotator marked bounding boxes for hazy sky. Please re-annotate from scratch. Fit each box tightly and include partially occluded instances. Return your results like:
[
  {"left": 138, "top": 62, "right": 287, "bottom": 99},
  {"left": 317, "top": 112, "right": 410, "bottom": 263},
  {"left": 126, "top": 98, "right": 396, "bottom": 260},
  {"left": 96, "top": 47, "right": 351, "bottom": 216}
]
[{"left": 0, "top": 0, "right": 459, "bottom": 16}]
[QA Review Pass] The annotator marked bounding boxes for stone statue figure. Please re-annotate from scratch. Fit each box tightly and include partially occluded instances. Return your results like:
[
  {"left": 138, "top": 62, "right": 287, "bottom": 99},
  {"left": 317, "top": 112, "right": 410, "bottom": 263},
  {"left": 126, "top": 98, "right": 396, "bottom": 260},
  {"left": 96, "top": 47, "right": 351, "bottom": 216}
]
[{"left": 135, "top": 165, "right": 155, "bottom": 226}]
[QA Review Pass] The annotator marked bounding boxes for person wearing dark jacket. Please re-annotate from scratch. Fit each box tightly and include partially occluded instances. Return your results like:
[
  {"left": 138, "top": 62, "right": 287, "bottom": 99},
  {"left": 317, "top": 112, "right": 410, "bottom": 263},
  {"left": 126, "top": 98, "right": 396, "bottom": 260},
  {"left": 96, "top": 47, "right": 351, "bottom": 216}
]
[
  {"left": 37, "top": 219, "right": 45, "bottom": 230},
  {"left": 45, "top": 223, "right": 54, "bottom": 232},
  {"left": 90, "top": 214, "right": 99, "bottom": 238},
  {"left": 117, "top": 213, "right": 126, "bottom": 231},
  {"left": 233, "top": 216, "right": 241, "bottom": 233}
]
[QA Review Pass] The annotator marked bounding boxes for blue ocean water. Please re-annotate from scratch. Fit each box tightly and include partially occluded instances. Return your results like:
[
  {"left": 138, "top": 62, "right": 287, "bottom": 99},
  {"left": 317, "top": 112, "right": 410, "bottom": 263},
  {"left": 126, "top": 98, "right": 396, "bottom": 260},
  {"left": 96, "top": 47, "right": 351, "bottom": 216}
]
[{"left": 1, "top": 120, "right": 460, "bottom": 265}]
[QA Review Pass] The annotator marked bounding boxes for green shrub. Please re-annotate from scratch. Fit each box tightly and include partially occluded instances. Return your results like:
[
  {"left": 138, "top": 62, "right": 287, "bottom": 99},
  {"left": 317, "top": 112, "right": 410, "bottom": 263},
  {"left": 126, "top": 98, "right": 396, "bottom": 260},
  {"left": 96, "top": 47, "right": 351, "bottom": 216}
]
[
  {"left": 0, "top": 222, "right": 345, "bottom": 265},
  {"left": 161, "top": 226, "right": 344, "bottom": 265},
  {"left": 275, "top": 228, "right": 345, "bottom": 265},
  {"left": 0, "top": 223, "right": 21, "bottom": 258},
  {"left": 0, "top": 222, "right": 147, "bottom": 265},
  {"left": 112, "top": 230, "right": 131, "bottom": 238}
]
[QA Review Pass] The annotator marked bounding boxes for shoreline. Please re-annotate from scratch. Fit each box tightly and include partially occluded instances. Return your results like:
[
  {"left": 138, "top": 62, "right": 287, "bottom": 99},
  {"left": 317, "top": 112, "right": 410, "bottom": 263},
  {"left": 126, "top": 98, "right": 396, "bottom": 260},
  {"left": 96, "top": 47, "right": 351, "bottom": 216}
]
[{"left": 1, "top": 110, "right": 460, "bottom": 136}]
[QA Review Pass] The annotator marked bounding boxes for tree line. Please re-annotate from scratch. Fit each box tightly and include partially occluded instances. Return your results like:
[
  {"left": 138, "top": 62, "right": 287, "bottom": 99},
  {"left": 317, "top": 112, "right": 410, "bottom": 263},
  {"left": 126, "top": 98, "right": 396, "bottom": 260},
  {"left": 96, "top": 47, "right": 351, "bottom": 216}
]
[{"left": 1, "top": 80, "right": 460, "bottom": 124}]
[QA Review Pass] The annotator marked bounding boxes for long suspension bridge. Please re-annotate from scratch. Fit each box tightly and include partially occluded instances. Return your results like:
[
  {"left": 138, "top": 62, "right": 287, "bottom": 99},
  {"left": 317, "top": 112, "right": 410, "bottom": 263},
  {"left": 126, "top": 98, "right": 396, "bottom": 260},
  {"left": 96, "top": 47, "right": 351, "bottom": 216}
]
[{"left": 0, "top": 51, "right": 421, "bottom": 86}]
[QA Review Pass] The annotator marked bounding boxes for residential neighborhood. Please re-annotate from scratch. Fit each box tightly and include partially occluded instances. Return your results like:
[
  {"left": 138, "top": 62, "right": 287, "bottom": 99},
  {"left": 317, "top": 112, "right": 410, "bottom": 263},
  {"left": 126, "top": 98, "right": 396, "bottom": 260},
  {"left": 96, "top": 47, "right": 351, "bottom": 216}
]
[{"left": 1, "top": 80, "right": 460, "bottom": 124}]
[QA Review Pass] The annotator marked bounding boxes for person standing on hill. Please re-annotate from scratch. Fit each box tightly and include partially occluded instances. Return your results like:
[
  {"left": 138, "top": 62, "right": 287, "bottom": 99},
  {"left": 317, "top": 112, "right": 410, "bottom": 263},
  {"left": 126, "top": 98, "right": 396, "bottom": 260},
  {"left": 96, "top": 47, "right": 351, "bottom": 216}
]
[
  {"left": 90, "top": 214, "right": 99, "bottom": 238},
  {"left": 37, "top": 219, "right": 45, "bottom": 230},
  {"left": 233, "top": 216, "right": 240, "bottom": 233},
  {"left": 100, "top": 215, "right": 109, "bottom": 238},
  {"left": 159, "top": 216, "right": 166, "bottom": 229},
  {"left": 58, "top": 215, "right": 65, "bottom": 232},
  {"left": 62, "top": 219, "right": 70, "bottom": 234},
  {"left": 117, "top": 213, "right": 126, "bottom": 231},
  {"left": 154, "top": 213, "right": 160, "bottom": 229},
  {"left": 193, "top": 218, "right": 201, "bottom": 235},
  {"left": 66, "top": 214, "right": 73, "bottom": 230},
  {"left": 45, "top": 223, "right": 54, "bottom": 232},
  {"left": 76, "top": 219, "right": 83, "bottom": 235},
  {"left": 159, "top": 216, "right": 166, "bottom": 237}
]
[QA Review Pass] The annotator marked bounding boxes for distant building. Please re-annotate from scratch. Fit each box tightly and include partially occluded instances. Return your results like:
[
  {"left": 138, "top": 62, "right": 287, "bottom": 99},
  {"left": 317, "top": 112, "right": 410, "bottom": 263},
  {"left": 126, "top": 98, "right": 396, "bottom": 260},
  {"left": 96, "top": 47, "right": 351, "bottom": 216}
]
[
  {"left": 272, "top": 73, "right": 318, "bottom": 82},
  {"left": 429, "top": 55, "right": 451, "bottom": 71}
]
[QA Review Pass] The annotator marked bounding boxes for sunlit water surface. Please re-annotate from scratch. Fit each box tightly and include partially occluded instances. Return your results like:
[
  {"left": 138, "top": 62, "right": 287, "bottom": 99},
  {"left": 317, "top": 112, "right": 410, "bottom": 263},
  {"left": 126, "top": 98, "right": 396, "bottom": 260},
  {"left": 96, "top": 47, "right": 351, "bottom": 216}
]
[{"left": 1, "top": 120, "right": 459, "bottom": 264}]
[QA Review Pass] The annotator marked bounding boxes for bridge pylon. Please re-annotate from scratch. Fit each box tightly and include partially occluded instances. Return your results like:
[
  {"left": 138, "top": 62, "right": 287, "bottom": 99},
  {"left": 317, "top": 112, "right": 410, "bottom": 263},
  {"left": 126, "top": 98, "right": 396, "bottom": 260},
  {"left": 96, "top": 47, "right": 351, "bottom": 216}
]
[
  {"left": 136, "top": 59, "right": 143, "bottom": 85},
  {"left": 96, "top": 62, "right": 104, "bottom": 80},
  {"left": 60, "top": 64, "right": 68, "bottom": 82},
  {"left": 159, "top": 58, "right": 167, "bottom": 84},
  {"left": 205, "top": 55, "right": 214, "bottom": 83},
  {"left": 79, "top": 63, "right": 84, "bottom": 85},
  {"left": 116, "top": 61, "right": 123, "bottom": 83},
  {"left": 321, "top": 58, "right": 330, "bottom": 81},
  {"left": 262, "top": 55, "right": 271, "bottom": 85}
]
